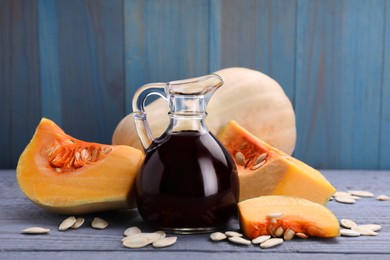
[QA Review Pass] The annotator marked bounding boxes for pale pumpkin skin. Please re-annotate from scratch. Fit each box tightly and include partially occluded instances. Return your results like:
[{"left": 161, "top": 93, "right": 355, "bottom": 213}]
[
  {"left": 17, "top": 118, "right": 144, "bottom": 215},
  {"left": 112, "top": 67, "right": 296, "bottom": 155}
]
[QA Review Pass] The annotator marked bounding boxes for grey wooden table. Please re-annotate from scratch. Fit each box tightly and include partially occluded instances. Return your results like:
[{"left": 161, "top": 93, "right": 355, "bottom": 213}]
[{"left": 1, "top": 169, "right": 390, "bottom": 259}]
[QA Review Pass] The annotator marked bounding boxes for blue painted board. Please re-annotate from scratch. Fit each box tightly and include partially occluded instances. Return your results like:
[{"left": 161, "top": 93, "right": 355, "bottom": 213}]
[
  {"left": 380, "top": 1, "right": 390, "bottom": 169},
  {"left": 51, "top": 0, "right": 125, "bottom": 143},
  {"left": 124, "top": 0, "right": 210, "bottom": 113},
  {"left": 294, "top": 0, "right": 385, "bottom": 169},
  {"left": 0, "top": 0, "right": 41, "bottom": 168},
  {"left": 209, "top": 0, "right": 297, "bottom": 101}
]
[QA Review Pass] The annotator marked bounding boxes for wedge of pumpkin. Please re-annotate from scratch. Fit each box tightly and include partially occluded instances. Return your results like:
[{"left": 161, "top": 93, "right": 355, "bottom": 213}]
[
  {"left": 16, "top": 118, "right": 144, "bottom": 215},
  {"left": 238, "top": 195, "right": 340, "bottom": 239},
  {"left": 217, "top": 121, "right": 336, "bottom": 205}
]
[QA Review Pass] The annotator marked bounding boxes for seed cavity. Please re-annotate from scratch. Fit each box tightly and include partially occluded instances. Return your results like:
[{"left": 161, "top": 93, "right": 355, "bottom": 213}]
[
  {"left": 59, "top": 216, "right": 77, "bottom": 231},
  {"left": 91, "top": 217, "right": 108, "bottom": 229},
  {"left": 210, "top": 232, "right": 227, "bottom": 241},
  {"left": 21, "top": 227, "right": 50, "bottom": 234},
  {"left": 260, "top": 238, "right": 283, "bottom": 249}
]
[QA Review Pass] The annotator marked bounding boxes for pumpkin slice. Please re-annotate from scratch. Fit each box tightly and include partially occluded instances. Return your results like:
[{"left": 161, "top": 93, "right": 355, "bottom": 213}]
[
  {"left": 238, "top": 195, "right": 340, "bottom": 239},
  {"left": 217, "top": 121, "right": 335, "bottom": 205},
  {"left": 112, "top": 67, "right": 296, "bottom": 155},
  {"left": 16, "top": 118, "right": 144, "bottom": 214}
]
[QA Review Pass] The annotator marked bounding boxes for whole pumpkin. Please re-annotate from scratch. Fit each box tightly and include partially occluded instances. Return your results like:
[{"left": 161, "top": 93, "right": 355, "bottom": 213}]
[{"left": 112, "top": 67, "right": 296, "bottom": 155}]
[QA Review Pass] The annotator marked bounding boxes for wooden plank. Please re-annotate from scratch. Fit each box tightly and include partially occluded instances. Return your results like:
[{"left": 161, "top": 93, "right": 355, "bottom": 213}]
[
  {"left": 294, "top": 0, "right": 385, "bottom": 169},
  {"left": 38, "top": 0, "right": 62, "bottom": 125},
  {"left": 209, "top": 0, "right": 297, "bottom": 100},
  {"left": 124, "top": 0, "right": 210, "bottom": 113},
  {"left": 1, "top": 169, "right": 390, "bottom": 257},
  {"left": 0, "top": 0, "right": 41, "bottom": 169},
  {"left": 53, "top": 0, "right": 124, "bottom": 143},
  {"left": 380, "top": 2, "right": 390, "bottom": 169}
]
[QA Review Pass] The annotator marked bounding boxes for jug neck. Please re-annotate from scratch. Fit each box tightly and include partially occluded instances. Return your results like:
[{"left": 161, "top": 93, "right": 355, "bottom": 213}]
[{"left": 168, "top": 94, "right": 208, "bottom": 133}]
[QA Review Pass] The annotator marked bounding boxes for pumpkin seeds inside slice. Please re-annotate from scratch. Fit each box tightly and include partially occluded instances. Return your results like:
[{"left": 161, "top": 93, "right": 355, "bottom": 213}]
[
  {"left": 210, "top": 232, "right": 227, "bottom": 241},
  {"left": 59, "top": 216, "right": 77, "bottom": 231},
  {"left": 274, "top": 227, "right": 284, "bottom": 237},
  {"left": 340, "top": 218, "right": 357, "bottom": 229},
  {"left": 283, "top": 228, "right": 295, "bottom": 241},
  {"left": 225, "top": 231, "right": 243, "bottom": 237},
  {"left": 347, "top": 190, "right": 374, "bottom": 198},
  {"left": 70, "top": 217, "right": 85, "bottom": 229},
  {"left": 252, "top": 235, "right": 271, "bottom": 244},
  {"left": 260, "top": 238, "right": 283, "bottom": 249},
  {"left": 235, "top": 152, "right": 246, "bottom": 166},
  {"left": 340, "top": 229, "right": 360, "bottom": 237},
  {"left": 91, "top": 217, "right": 108, "bottom": 229},
  {"left": 21, "top": 227, "right": 50, "bottom": 234},
  {"left": 228, "top": 236, "right": 251, "bottom": 245},
  {"left": 295, "top": 232, "right": 308, "bottom": 239},
  {"left": 124, "top": 226, "right": 141, "bottom": 237},
  {"left": 152, "top": 236, "right": 177, "bottom": 248}
]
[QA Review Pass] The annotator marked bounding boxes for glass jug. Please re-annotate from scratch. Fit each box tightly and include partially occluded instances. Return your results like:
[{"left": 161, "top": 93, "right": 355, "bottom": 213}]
[{"left": 132, "top": 74, "right": 239, "bottom": 234}]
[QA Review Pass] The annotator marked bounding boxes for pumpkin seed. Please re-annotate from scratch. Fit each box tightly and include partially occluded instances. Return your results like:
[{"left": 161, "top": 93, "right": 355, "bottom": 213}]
[
  {"left": 274, "top": 227, "right": 284, "bottom": 237},
  {"left": 59, "top": 216, "right": 77, "bottom": 231},
  {"left": 254, "top": 152, "right": 267, "bottom": 164},
  {"left": 334, "top": 196, "right": 356, "bottom": 204},
  {"left": 124, "top": 226, "right": 141, "bottom": 237},
  {"left": 70, "top": 217, "right": 85, "bottom": 229},
  {"left": 347, "top": 190, "right": 374, "bottom": 198},
  {"left": 55, "top": 168, "right": 62, "bottom": 173},
  {"left": 340, "top": 218, "right": 357, "bottom": 229},
  {"left": 152, "top": 236, "right": 177, "bottom": 248},
  {"left": 252, "top": 235, "right": 271, "bottom": 244},
  {"left": 357, "top": 224, "right": 381, "bottom": 232},
  {"left": 376, "top": 194, "right": 389, "bottom": 201},
  {"left": 225, "top": 231, "right": 243, "bottom": 237},
  {"left": 122, "top": 232, "right": 163, "bottom": 244},
  {"left": 91, "top": 217, "right": 108, "bottom": 229},
  {"left": 250, "top": 160, "right": 266, "bottom": 171},
  {"left": 260, "top": 238, "right": 283, "bottom": 249},
  {"left": 228, "top": 236, "right": 251, "bottom": 245},
  {"left": 333, "top": 191, "right": 351, "bottom": 197},
  {"left": 295, "top": 232, "right": 308, "bottom": 239},
  {"left": 123, "top": 236, "right": 150, "bottom": 248},
  {"left": 81, "top": 149, "right": 89, "bottom": 160},
  {"left": 267, "top": 212, "right": 284, "bottom": 219},
  {"left": 283, "top": 228, "right": 295, "bottom": 241},
  {"left": 210, "top": 232, "right": 227, "bottom": 241},
  {"left": 21, "top": 227, "right": 50, "bottom": 234},
  {"left": 235, "top": 152, "right": 246, "bottom": 166},
  {"left": 340, "top": 229, "right": 360, "bottom": 237},
  {"left": 351, "top": 226, "right": 378, "bottom": 236},
  {"left": 102, "top": 147, "right": 112, "bottom": 154}
]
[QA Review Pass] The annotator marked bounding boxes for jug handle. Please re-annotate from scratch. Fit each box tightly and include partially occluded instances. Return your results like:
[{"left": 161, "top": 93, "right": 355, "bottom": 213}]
[{"left": 132, "top": 83, "right": 167, "bottom": 151}]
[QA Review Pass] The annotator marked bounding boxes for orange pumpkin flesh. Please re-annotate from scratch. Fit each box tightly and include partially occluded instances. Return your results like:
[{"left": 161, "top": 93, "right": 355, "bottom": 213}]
[
  {"left": 16, "top": 118, "right": 144, "bottom": 215},
  {"left": 238, "top": 195, "right": 340, "bottom": 239},
  {"left": 217, "top": 121, "right": 336, "bottom": 205}
]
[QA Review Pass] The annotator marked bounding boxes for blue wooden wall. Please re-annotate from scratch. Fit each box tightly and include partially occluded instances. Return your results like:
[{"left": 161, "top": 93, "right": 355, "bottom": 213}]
[{"left": 1, "top": 0, "right": 389, "bottom": 169}]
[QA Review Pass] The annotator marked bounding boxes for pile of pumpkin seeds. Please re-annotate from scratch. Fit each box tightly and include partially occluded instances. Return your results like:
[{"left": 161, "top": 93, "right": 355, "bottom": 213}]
[
  {"left": 339, "top": 218, "right": 381, "bottom": 237},
  {"left": 121, "top": 227, "right": 177, "bottom": 249}
]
